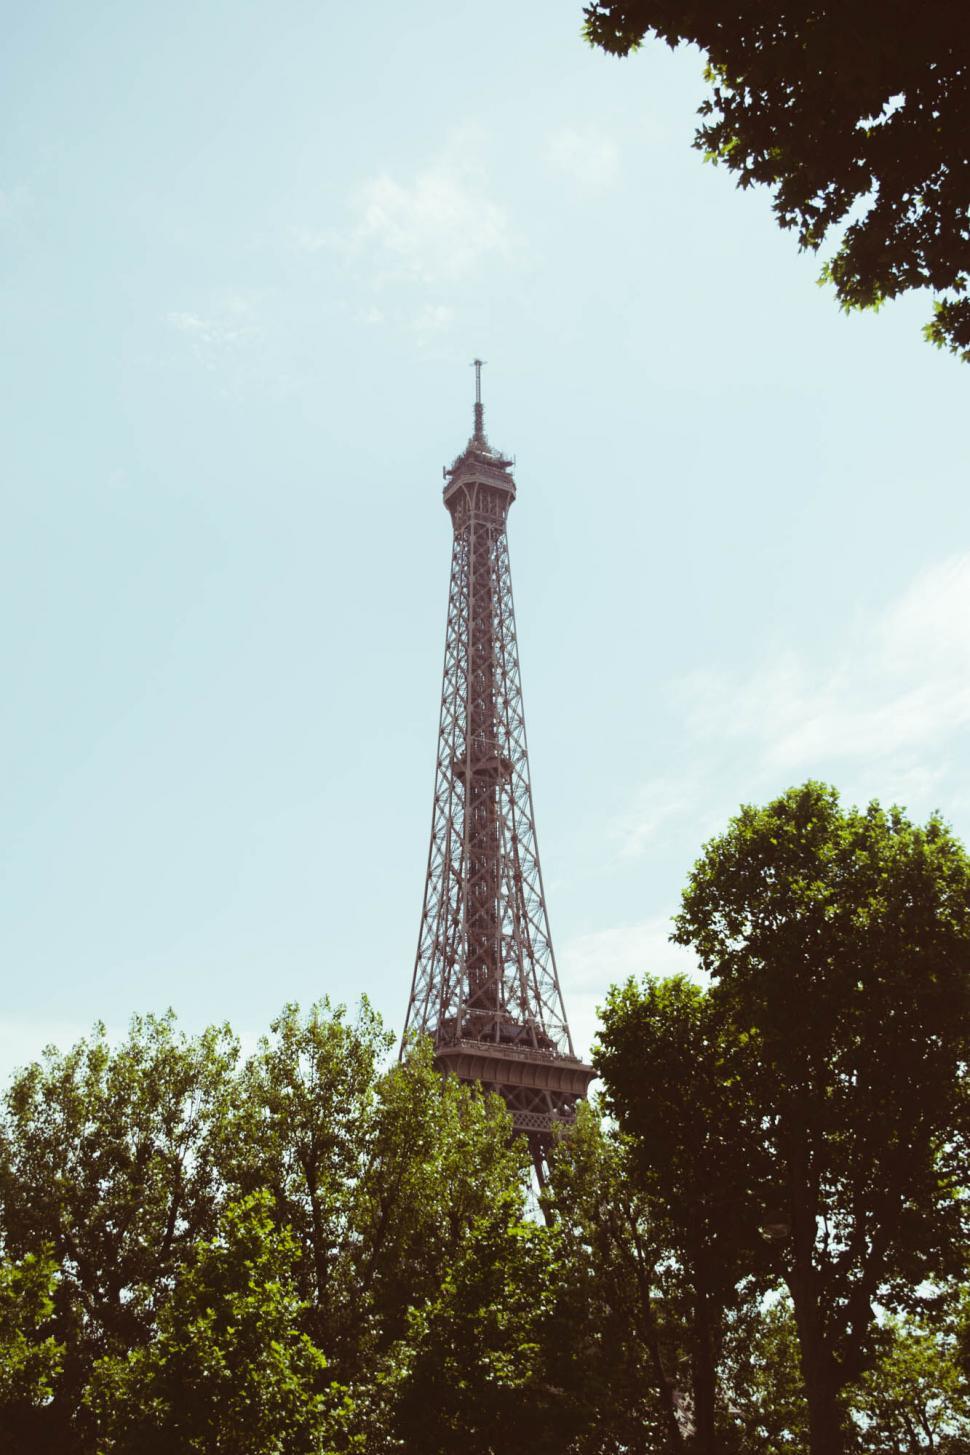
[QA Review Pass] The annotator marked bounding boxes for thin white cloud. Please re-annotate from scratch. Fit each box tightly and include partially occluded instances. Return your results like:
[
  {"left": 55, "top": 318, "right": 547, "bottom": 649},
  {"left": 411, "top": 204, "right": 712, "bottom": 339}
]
[
  {"left": 559, "top": 915, "right": 700, "bottom": 1057},
  {"left": 168, "top": 311, "right": 218, "bottom": 341},
  {"left": 352, "top": 157, "right": 512, "bottom": 284},
  {"left": 615, "top": 774, "right": 697, "bottom": 858},
  {"left": 614, "top": 555, "right": 970, "bottom": 870},
  {"left": 353, "top": 299, "right": 454, "bottom": 346},
  {"left": 411, "top": 302, "right": 455, "bottom": 342},
  {"left": 291, "top": 132, "right": 516, "bottom": 344},
  {"left": 544, "top": 125, "right": 621, "bottom": 188},
  {"left": 562, "top": 558, "right": 970, "bottom": 1066},
  {"left": 167, "top": 294, "right": 258, "bottom": 356},
  {"left": 683, "top": 554, "right": 970, "bottom": 780},
  {"left": 165, "top": 296, "right": 263, "bottom": 392},
  {"left": 304, "top": 132, "right": 514, "bottom": 291}
]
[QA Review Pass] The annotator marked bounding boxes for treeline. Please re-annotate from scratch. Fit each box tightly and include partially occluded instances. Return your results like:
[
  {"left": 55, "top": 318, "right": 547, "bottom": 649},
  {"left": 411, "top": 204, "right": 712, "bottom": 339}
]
[{"left": 1, "top": 782, "right": 969, "bottom": 1455}]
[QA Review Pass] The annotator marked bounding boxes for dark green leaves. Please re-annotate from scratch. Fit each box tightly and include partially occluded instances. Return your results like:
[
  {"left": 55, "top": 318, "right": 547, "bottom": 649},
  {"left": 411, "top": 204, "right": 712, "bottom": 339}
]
[
  {"left": 583, "top": 2, "right": 970, "bottom": 360},
  {"left": 598, "top": 782, "right": 970, "bottom": 1453}
]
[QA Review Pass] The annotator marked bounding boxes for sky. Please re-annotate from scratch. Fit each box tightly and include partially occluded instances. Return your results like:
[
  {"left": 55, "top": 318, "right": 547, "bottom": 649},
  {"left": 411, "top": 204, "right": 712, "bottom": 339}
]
[{"left": 2, "top": 0, "right": 969, "bottom": 1080}]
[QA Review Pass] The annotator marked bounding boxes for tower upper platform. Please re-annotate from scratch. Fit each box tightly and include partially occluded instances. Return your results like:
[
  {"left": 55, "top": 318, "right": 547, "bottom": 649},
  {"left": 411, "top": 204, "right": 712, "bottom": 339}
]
[{"left": 442, "top": 359, "right": 515, "bottom": 509}]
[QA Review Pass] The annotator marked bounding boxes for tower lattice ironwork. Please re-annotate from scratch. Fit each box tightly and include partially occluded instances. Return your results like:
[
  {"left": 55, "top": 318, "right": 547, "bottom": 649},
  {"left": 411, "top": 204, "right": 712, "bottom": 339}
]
[{"left": 403, "top": 363, "right": 594, "bottom": 1168}]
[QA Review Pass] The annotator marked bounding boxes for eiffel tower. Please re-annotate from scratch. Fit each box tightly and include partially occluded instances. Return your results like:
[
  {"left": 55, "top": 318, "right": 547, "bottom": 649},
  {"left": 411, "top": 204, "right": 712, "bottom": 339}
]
[{"left": 403, "top": 363, "right": 594, "bottom": 1172}]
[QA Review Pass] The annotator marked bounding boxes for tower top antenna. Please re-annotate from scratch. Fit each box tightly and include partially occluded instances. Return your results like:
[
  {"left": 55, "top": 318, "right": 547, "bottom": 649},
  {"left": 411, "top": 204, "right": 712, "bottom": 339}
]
[{"left": 471, "top": 358, "right": 485, "bottom": 441}]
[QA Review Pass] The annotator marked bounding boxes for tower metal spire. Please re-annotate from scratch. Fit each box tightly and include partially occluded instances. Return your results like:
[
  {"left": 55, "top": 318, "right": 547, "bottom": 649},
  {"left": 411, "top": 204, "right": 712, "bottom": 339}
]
[
  {"left": 403, "top": 369, "right": 594, "bottom": 1174},
  {"left": 472, "top": 357, "right": 485, "bottom": 442}
]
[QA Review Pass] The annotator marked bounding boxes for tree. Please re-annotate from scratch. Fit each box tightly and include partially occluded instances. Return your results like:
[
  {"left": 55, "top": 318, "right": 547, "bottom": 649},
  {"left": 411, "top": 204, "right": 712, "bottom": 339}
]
[
  {"left": 331, "top": 1037, "right": 533, "bottom": 1372},
  {"left": 595, "top": 974, "right": 772, "bottom": 1455},
  {"left": 722, "top": 1294, "right": 810, "bottom": 1455},
  {"left": 0, "top": 1249, "right": 64, "bottom": 1445},
  {"left": 544, "top": 1100, "right": 699, "bottom": 1455},
  {"left": 0, "top": 999, "right": 547, "bottom": 1455},
  {"left": 583, "top": 2, "right": 970, "bottom": 361},
  {"left": 671, "top": 782, "right": 970, "bottom": 1454},
  {"left": 0, "top": 1013, "right": 239, "bottom": 1453},
  {"left": 221, "top": 1005, "right": 530, "bottom": 1387},
  {"left": 86, "top": 1192, "right": 330, "bottom": 1455},
  {"left": 390, "top": 1190, "right": 566, "bottom": 1455},
  {"left": 852, "top": 1301, "right": 970, "bottom": 1453},
  {"left": 217, "top": 996, "right": 395, "bottom": 1362}
]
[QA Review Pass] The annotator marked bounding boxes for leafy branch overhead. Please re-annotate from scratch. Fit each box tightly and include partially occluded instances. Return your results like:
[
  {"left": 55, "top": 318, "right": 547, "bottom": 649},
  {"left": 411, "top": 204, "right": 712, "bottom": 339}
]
[{"left": 584, "top": 1, "right": 970, "bottom": 360}]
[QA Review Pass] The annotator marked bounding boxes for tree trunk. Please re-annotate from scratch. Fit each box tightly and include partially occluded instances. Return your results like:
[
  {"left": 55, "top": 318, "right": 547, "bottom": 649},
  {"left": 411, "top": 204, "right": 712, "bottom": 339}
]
[
  {"left": 783, "top": 1112, "right": 847, "bottom": 1455},
  {"left": 624, "top": 1216, "right": 687, "bottom": 1455},
  {"left": 635, "top": 1300, "right": 687, "bottom": 1455},
  {"left": 795, "top": 1330, "right": 846, "bottom": 1455},
  {"left": 787, "top": 1245, "right": 846, "bottom": 1455},
  {"left": 689, "top": 1289, "right": 720, "bottom": 1455}
]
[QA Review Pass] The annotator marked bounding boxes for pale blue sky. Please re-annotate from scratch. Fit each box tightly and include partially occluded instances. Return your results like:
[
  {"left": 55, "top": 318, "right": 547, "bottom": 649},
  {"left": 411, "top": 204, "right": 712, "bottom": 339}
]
[{"left": 3, "top": 0, "right": 969, "bottom": 1076}]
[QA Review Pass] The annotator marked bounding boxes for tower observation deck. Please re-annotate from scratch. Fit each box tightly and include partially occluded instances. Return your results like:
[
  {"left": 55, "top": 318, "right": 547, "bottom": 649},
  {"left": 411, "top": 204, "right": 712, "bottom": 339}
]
[{"left": 403, "top": 364, "right": 594, "bottom": 1170}]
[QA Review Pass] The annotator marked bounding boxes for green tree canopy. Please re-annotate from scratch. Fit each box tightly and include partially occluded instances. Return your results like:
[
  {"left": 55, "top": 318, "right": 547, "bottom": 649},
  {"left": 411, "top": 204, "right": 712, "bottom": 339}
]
[
  {"left": 0, "top": 1001, "right": 546, "bottom": 1455},
  {"left": 594, "top": 976, "right": 771, "bottom": 1454},
  {"left": 391, "top": 1190, "right": 566, "bottom": 1455},
  {"left": 0, "top": 1012, "right": 239, "bottom": 1451},
  {"left": 2, "top": 848, "right": 968, "bottom": 1455},
  {"left": 853, "top": 1297, "right": 970, "bottom": 1454},
  {"left": 672, "top": 782, "right": 970, "bottom": 1453},
  {"left": 0, "top": 1248, "right": 64, "bottom": 1444},
  {"left": 86, "top": 1191, "right": 330, "bottom": 1455},
  {"left": 220, "top": 1003, "right": 531, "bottom": 1385},
  {"left": 583, "top": 2, "right": 970, "bottom": 360},
  {"left": 544, "top": 1100, "right": 702, "bottom": 1455}
]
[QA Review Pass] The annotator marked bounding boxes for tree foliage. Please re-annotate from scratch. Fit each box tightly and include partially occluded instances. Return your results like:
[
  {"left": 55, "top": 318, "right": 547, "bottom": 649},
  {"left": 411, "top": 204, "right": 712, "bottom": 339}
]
[
  {"left": 853, "top": 1298, "right": 970, "bottom": 1454},
  {"left": 392, "top": 1190, "right": 565, "bottom": 1455},
  {"left": 86, "top": 1192, "right": 330, "bottom": 1455},
  {"left": 0, "top": 1001, "right": 557, "bottom": 1455},
  {"left": 594, "top": 976, "right": 771, "bottom": 1453},
  {"left": 583, "top": 1, "right": 970, "bottom": 360},
  {"left": 0, "top": 1249, "right": 63, "bottom": 1414},
  {"left": 0, "top": 1012, "right": 238, "bottom": 1451},
  {"left": 598, "top": 782, "right": 970, "bottom": 1455},
  {"left": 2, "top": 784, "right": 969, "bottom": 1454},
  {"left": 544, "top": 1100, "right": 703, "bottom": 1454}
]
